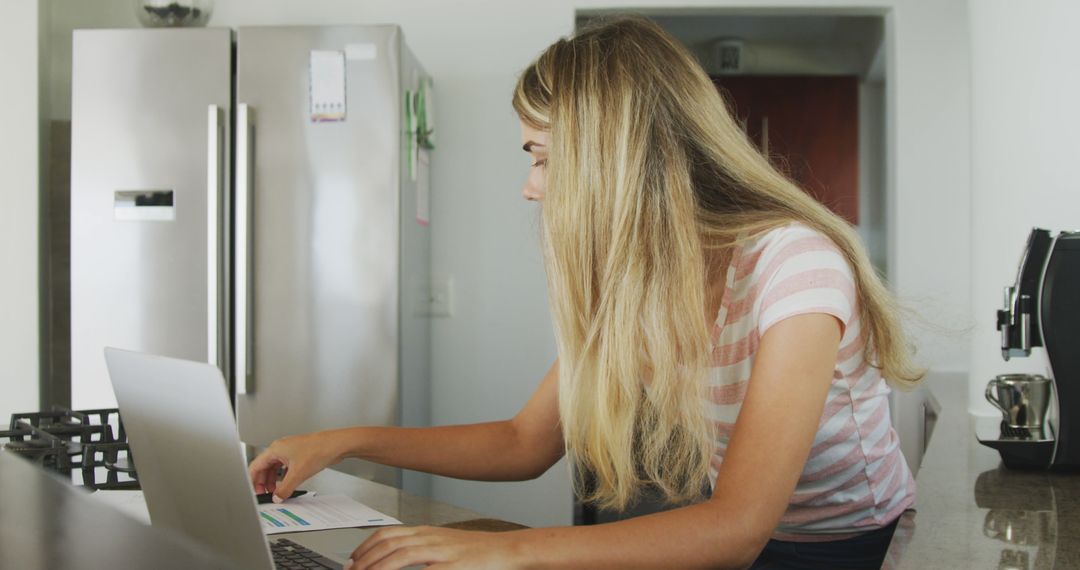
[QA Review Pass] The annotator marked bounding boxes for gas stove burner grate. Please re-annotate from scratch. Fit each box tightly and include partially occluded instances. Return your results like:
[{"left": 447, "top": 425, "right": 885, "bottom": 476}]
[
  {"left": 11, "top": 408, "right": 125, "bottom": 442},
  {"left": 82, "top": 441, "right": 140, "bottom": 490},
  {"left": 1, "top": 407, "right": 140, "bottom": 490}
]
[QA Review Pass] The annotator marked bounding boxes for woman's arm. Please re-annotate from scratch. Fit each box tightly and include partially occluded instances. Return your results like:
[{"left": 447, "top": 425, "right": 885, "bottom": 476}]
[
  {"left": 250, "top": 360, "right": 564, "bottom": 501},
  {"left": 348, "top": 312, "right": 841, "bottom": 570}
]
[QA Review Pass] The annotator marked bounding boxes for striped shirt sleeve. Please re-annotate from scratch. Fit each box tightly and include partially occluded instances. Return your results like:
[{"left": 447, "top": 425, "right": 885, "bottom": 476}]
[{"left": 752, "top": 226, "right": 857, "bottom": 338}]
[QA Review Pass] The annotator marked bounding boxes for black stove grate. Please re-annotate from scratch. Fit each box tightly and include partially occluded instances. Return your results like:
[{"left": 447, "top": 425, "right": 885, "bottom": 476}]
[{"left": 1, "top": 407, "right": 139, "bottom": 490}]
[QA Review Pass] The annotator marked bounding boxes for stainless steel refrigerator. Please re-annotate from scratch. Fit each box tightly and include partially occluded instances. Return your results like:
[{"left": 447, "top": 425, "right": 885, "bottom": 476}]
[{"left": 70, "top": 26, "right": 432, "bottom": 493}]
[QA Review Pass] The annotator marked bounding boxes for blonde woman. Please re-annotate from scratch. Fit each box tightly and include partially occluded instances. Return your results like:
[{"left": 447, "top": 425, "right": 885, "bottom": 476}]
[{"left": 250, "top": 16, "right": 921, "bottom": 570}]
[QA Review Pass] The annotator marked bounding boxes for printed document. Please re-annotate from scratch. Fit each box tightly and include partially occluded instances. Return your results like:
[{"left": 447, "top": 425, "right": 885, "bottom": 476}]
[{"left": 258, "top": 494, "right": 401, "bottom": 535}]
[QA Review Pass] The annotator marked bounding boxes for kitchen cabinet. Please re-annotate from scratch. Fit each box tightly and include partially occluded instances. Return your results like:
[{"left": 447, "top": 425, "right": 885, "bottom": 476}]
[{"left": 890, "top": 376, "right": 946, "bottom": 476}]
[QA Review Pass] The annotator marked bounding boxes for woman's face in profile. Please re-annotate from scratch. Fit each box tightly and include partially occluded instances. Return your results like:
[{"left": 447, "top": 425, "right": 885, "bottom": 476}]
[{"left": 520, "top": 121, "right": 549, "bottom": 202}]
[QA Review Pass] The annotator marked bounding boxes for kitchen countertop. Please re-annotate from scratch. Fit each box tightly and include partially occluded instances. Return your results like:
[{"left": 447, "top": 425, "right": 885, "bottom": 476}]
[
  {"left": 0, "top": 446, "right": 526, "bottom": 569},
  {"left": 0, "top": 449, "right": 241, "bottom": 569},
  {"left": 887, "top": 374, "right": 1080, "bottom": 569},
  {"left": 284, "top": 465, "right": 527, "bottom": 549},
  {"left": 266, "top": 466, "right": 527, "bottom": 562}
]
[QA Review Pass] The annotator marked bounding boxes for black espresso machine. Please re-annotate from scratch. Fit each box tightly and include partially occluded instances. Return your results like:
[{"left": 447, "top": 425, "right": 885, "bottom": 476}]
[{"left": 977, "top": 228, "right": 1080, "bottom": 469}]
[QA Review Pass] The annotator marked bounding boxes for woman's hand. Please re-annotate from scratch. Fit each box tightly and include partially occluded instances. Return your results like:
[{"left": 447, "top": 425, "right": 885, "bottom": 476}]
[
  {"left": 248, "top": 431, "right": 343, "bottom": 502},
  {"left": 347, "top": 526, "right": 527, "bottom": 570}
]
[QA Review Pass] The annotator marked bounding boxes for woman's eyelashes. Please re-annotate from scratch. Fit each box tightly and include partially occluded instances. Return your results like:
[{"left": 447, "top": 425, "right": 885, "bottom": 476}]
[{"left": 531, "top": 158, "right": 548, "bottom": 168}]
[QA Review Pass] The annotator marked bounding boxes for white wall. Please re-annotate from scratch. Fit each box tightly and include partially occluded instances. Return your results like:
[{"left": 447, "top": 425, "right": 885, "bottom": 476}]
[
  {"left": 41, "top": 0, "right": 972, "bottom": 527},
  {"left": 881, "top": 0, "right": 971, "bottom": 374},
  {"left": 0, "top": 0, "right": 42, "bottom": 423},
  {"left": 967, "top": 0, "right": 1080, "bottom": 414}
]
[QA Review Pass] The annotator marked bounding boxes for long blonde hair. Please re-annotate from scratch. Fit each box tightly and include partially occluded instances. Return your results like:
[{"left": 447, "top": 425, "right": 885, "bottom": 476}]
[{"left": 513, "top": 16, "right": 924, "bottom": 511}]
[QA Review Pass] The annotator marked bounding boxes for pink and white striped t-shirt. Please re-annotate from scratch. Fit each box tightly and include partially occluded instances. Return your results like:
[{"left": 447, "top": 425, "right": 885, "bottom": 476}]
[{"left": 705, "top": 223, "right": 915, "bottom": 540}]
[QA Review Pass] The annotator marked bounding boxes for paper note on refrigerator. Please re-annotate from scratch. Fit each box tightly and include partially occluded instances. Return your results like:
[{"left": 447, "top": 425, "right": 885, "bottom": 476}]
[
  {"left": 258, "top": 494, "right": 401, "bottom": 535},
  {"left": 416, "top": 149, "right": 430, "bottom": 226},
  {"left": 309, "top": 50, "right": 347, "bottom": 122},
  {"left": 345, "top": 42, "right": 377, "bottom": 61}
]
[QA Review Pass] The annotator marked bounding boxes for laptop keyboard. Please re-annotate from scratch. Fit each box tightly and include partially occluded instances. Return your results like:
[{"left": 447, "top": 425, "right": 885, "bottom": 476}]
[{"left": 271, "top": 538, "right": 343, "bottom": 570}]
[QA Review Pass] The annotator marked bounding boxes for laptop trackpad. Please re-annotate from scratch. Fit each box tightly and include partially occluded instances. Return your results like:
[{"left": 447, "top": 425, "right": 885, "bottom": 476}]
[
  {"left": 282, "top": 528, "right": 371, "bottom": 563},
  {"left": 283, "top": 528, "right": 424, "bottom": 569}
]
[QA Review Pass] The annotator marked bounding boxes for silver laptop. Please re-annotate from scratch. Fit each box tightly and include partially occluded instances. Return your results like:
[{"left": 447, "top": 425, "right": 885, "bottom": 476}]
[{"left": 104, "top": 347, "right": 345, "bottom": 570}]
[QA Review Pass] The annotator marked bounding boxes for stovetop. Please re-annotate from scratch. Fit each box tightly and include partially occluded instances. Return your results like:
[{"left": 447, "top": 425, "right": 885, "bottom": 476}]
[{"left": 0, "top": 407, "right": 139, "bottom": 490}]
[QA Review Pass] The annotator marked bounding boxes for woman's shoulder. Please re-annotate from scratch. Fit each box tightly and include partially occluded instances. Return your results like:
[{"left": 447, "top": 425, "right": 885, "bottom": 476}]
[
  {"left": 740, "top": 222, "right": 845, "bottom": 272},
  {"left": 750, "top": 221, "right": 833, "bottom": 249},
  {"left": 743, "top": 222, "right": 857, "bottom": 335}
]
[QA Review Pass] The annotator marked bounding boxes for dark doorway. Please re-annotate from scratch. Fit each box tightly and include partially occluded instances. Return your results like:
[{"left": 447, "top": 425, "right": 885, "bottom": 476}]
[{"left": 715, "top": 75, "right": 860, "bottom": 224}]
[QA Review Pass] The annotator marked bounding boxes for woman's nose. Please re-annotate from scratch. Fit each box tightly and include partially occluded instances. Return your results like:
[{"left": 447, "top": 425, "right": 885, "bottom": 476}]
[{"left": 522, "top": 186, "right": 541, "bottom": 201}]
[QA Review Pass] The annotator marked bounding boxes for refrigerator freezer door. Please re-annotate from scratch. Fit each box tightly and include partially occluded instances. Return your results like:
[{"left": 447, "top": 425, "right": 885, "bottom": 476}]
[
  {"left": 235, "top": 26, "right": 404, "bottom": 487},
  {"left": 71, "top": 29, "right": 232, "bottom": 409},
  {"left": 396, "top": 42, "right": 433, "bottom": 498}
]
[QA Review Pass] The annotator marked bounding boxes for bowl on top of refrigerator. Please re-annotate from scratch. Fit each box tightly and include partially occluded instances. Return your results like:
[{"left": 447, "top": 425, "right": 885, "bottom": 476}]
[{"left": 134, "top": 0, "right": 213, "bottom": 27}]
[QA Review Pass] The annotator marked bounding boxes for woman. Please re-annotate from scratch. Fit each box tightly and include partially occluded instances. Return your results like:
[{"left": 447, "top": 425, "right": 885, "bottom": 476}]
[{"left": 250, "top": 16, "right": 921, "bottom": 569}]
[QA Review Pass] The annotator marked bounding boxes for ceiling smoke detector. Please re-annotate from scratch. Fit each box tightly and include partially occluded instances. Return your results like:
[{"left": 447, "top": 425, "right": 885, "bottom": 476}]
[{"left": 711, "top": 39, "right": 746, "bottom": 75}]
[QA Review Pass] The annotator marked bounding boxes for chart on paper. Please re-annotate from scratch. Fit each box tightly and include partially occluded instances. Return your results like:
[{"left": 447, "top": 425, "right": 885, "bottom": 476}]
[{"left": 257, "top": 494, "right": 401, "bottom": 535}]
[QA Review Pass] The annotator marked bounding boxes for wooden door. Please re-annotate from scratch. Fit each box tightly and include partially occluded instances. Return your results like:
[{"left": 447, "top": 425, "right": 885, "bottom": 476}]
[{"left": 713, "top": 76, "right": 859, "bottom": 225}]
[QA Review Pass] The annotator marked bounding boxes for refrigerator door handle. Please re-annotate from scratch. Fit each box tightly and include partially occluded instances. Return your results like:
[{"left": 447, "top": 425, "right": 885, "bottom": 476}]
[
  {"left": 207, "top": 104, "right": 223, "bottom": 369},
  {"left": 235, "top": 103, "right": 255, "bottom": 395}
]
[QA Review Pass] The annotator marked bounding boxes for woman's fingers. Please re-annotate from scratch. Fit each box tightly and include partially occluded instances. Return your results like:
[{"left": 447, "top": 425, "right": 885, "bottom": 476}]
[
  {"left": 248, "top": 433, "right": 337, "bottom": 501},
  {"left": 350, "top": 527, "right": 415, "bottom": 562},
  {"left": 346, "top": 526, "right": 504, "bottom": 570},
  {"left": 367, "top": 545, "right": 444, "bottom": 570},
  {"left": 248, "top": 452, "right": 282, "bottom": 494},
  {"left": 272, "top": 463, "right": 309, "bottom": 502},
  {"left": 349, "top": 526, "right": 421, "bottom": 567}
]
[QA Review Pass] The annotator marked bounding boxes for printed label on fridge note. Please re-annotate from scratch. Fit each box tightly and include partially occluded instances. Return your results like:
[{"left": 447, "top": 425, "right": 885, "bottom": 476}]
[
  {"left": 417, "top": 149, "right": 430, "bottom": 226},
  {"left": 309, "top": 50, "right": 347, "bottom": 122}
]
